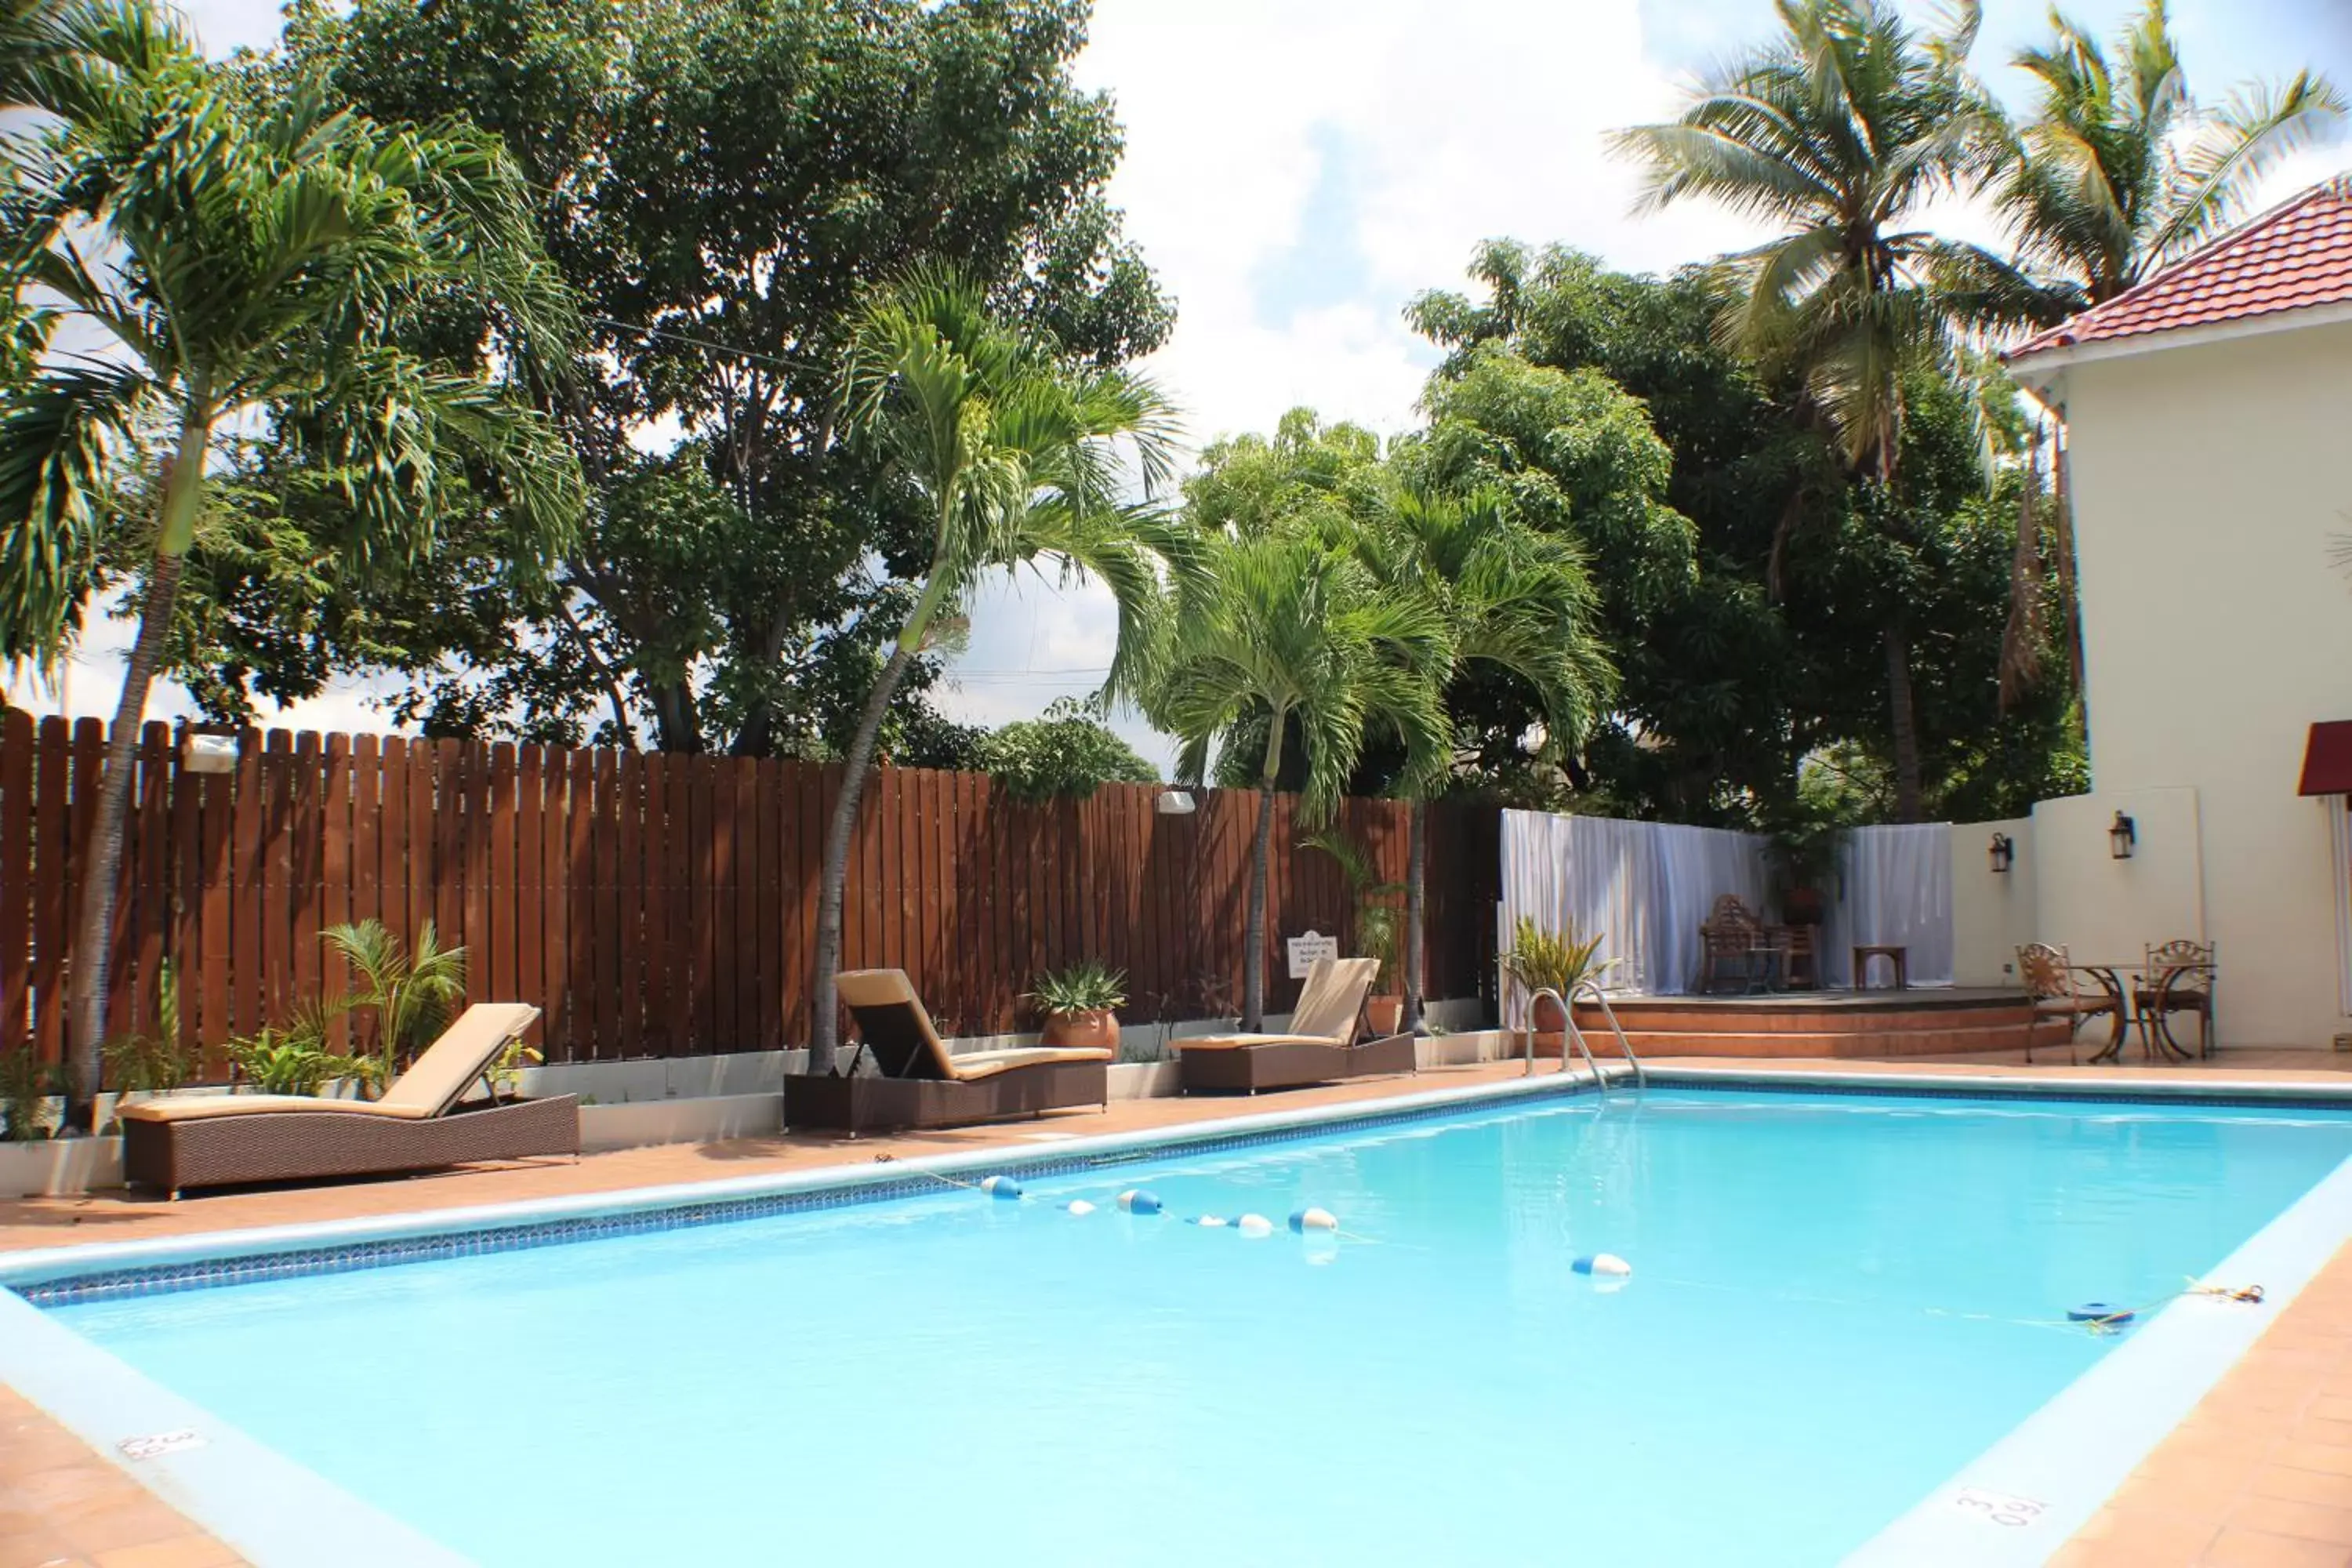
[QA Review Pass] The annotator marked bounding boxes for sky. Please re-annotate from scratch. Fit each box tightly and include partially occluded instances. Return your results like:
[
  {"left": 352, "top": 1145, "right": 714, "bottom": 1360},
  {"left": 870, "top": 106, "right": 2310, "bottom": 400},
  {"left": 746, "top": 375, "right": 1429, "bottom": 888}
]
[{"left": 13, "top": 0, "right": 2352, "bottom": 770}]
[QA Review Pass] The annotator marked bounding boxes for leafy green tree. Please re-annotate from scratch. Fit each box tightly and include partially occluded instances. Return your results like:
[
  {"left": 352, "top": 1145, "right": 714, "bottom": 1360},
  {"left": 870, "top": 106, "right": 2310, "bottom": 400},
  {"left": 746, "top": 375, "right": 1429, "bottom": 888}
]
[
  {"left": 1355, "top": 481, "right": 1614, "bottom": 1030},
  {"left": 813, "top": 268, "right": 1178, "bottom": 1069},
  {"left": 263, "top": 0, "right": 1171, "bottom": 757},
  {"left": 978, "top": 698, "right": 1157, "bottom": 801},
  {"left": 1149, "top": 526, "right": 1450, "bottom": 1030},
  {"left": 1998, "top": 1, "right": 2342, "bottom": 313},
  {"left": 1409, "top": 241, "right": 2083, "bottom": 825},
  {"left": 1613, "top": 0, "right": 2034, "bottom": 819},
  {"left": 0, "top": 6, "right": 579, "bottom": 1124}
]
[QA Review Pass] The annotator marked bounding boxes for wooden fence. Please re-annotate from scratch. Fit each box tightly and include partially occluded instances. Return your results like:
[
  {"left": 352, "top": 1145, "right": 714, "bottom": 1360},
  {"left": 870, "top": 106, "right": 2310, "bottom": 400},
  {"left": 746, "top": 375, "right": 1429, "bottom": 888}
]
[{"left": 0, "top": 711, "right": 1501, "bottom": 1071}]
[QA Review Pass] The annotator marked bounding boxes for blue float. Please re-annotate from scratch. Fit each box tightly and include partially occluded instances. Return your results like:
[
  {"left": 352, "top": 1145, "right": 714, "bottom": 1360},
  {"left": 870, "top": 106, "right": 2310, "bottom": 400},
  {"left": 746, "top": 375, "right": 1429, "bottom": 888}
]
[
  {"left": 2068, "top": 1302, "right": 2133, "bottom": 1324},
  {"left": 979, "top": 1176, "right": 1022, "bottom": 1201},
  {"left": 1572, "top": 1253, "right": 1632, "bottom": 1278},
  {"left": 1116, "top": 1189, "right": 1163, "bottom": 1215}
]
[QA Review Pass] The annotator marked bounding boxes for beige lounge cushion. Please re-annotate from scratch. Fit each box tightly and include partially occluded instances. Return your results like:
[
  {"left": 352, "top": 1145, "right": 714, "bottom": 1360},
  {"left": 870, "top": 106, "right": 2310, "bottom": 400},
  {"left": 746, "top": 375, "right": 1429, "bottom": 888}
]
[
  {"left": 120, "top": 1094, "right": 422, "bottom": 1123},
  {"left": 374, "top": 1003, "right": 542, "bottom": 1115},
  {"left": 1176, "top": 1033, "right": 1348, "bottom": 1054},
  {"left": 1177, "top": 956, "right": 1377, "bottom": 1054},
  {"left": 121, "top": 1002, "right": 542, "bottom": 1125},
  {"left": 946, "top": 1045, "right": 1113, "bottom": 1081}
]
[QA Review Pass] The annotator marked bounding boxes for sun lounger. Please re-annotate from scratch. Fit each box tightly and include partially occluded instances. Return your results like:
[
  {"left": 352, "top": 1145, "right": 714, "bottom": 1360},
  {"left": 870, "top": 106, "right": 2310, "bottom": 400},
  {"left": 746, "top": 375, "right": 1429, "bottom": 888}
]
[
  {"left": 785, "top": 968, "right": 1112, "bottom": 1134},
  {"left": 1176, "top": 956, "right": 1415, "bottom": 1094},
  {"left": 121, "top": 1003, "right": 576, "bottom": 1197}
]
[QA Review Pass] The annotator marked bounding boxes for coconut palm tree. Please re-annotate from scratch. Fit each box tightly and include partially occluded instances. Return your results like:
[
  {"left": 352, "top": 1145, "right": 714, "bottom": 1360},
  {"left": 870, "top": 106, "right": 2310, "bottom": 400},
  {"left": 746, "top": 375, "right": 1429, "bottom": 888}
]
[
  {"left": 1150, "top": 525, "right": 1450, "bottom": 1031},
  {"left": 0, "top": 5, "right": 581, "bottom": 1126},
  {"left": 1358, "top": 481, "right": 1615, "bottom": 1031},
  {"left": 1612, "top": 0, "right": 2029, "bottom": 821},
  {"left": 1998, "top": 1, "right": 2342, "bottom": 315},
  {"left": 811, "top": 267, "right": 1180, "bottom": 1072}
]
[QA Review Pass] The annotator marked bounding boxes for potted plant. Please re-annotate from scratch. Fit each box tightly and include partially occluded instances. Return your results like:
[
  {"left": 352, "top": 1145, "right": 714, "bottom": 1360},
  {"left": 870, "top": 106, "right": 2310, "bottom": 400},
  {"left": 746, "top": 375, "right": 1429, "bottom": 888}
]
[
  {"left": 1026, "top": 961, "right": 1127, "bottom": 1054},
  {"left": 1500, "top": 916, "right": 1617, "bottom": 1054},
  {"left": 1301, "top": 830, "right": 1406, "bottom": 1033},
  {"left": 1763, "top": 818, "right": 1846, "bottom": 927}
]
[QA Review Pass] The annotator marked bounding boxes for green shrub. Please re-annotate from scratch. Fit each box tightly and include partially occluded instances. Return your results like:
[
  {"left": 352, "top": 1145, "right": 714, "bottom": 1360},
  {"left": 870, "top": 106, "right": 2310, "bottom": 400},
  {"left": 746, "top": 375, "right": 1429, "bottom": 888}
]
[
  {"left": 979, "top": 699, "right": 1158, "bottom": 802},
  {"left": 0, "top": 1046, "right": 55, "bottom": 1141}
]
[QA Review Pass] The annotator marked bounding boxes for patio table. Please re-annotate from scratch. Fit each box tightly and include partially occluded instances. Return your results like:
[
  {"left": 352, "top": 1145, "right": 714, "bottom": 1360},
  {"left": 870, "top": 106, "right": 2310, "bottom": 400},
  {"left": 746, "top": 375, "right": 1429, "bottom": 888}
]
[{"left": 2067, "top": 963, "right": 2199, "bottom": 1065}]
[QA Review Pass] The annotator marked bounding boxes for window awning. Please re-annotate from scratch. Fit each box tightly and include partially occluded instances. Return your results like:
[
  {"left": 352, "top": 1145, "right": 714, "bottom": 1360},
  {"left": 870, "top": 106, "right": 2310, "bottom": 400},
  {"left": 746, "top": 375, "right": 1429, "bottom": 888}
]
[{"left": 2299, "top": 721, "right": 2352, "bottom": 795}]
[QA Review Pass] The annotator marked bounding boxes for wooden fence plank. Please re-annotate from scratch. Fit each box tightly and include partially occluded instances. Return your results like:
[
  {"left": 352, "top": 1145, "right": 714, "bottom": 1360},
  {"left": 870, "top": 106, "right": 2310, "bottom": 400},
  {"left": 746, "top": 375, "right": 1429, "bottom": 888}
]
[
  {"left": 289, "top": 731, "right": 322, "bottom": 1019},
  {"left": 319, "top": 734, "right": 352, "bottom": 1049},
  {"left": 590, "top": 747, "right": 619, "bottom": 1059},
  {"left": 512, "top": 745, "right": 542, "bottom": 1036},
  {"left": 640, "top": 753, "right": 672, "bottom": 1055},
  {"left": 566, "top": 747, "right": 595, "bottom": 1060},
  {"left": 1, "top": 710, "right": 32, "bottom": 1054},
  {"left": 615, "top": 750, "right": 644, "bottom": 1058},
  {"left": 486, "top": 743, "right": 517, "bottom": 1024},
  {"left": 731, "top": 758, "right": 757, "bottom": 1048},
  {"left": 539, "top": 746, "right": 571, "bottom": 1058},
  {"left": 31, "top": 717, "right": 67, "bottom": 1066}
]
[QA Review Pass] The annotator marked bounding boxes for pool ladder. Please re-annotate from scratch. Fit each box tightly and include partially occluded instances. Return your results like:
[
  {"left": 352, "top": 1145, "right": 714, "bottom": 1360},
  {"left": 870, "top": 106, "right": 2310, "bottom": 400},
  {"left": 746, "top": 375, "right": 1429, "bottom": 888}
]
[{"left": 1520, "top": 982, "right": 1646, "bottom": 1092}]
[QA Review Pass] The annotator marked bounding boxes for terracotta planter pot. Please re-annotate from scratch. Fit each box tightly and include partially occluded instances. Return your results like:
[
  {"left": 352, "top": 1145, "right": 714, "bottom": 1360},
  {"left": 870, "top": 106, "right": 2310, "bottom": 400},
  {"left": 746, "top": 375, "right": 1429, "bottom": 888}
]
[
  {"left": 1041, "top": 1008, "right": 1120, "bottom": 1054},
  {"left": 1365, "top": 995, "right": 1404, "bottom": 1036},
  {"left": 1780, "top": 886, "right": 1826, "bottom": 927}
]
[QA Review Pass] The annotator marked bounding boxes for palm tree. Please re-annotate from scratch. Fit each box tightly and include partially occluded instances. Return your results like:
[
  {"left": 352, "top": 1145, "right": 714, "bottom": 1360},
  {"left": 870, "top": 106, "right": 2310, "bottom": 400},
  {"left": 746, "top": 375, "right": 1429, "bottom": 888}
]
[
  {"left": 1613, "top": 0, "right": 2028, "bottom": 821},
  {"left": 1150, "top": 525, "right": 1450, "bottom": 1031},
  {"left": 1357, "top": 482, "right": 1615, "bottom": 1031},
  {"left": 0, "top": 6, "right": 581, "bottom": 1126},
  {"left": 1998, "top": 1, "right": 2342, "bottom": 314},
  {"left": 810, "top": 267, "right": 1180, "bottom": 1073}
]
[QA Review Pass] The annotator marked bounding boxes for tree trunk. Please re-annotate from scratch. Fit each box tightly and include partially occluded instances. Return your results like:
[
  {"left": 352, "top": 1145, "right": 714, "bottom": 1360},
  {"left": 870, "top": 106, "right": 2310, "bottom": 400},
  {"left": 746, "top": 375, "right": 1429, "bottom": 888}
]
[
  {"left": 648, "top": 681, "right": 702, "bottom": 753},
  {"left": 808, "top": 641, "right": 918, "bottom": 1073},
  {"left": 1884, "top": 624, "right": 1922, "bottom": 824},
  {"left": 64, "top": 550, "right": 185, "bottom": 1130},
  {"left": 1403, "top": 797, "right": 1427, "bottom": 1033},
  {"left": 1242, "top": 781, "right": 1277, "bottom": 1031}
]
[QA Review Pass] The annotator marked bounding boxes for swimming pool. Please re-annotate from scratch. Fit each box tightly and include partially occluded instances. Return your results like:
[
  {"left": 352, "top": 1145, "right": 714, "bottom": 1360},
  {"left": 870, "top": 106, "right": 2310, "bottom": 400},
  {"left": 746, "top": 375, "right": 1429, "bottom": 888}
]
[{"left": 22, "top": 1084, "right": 2352, "bottom": 1565}]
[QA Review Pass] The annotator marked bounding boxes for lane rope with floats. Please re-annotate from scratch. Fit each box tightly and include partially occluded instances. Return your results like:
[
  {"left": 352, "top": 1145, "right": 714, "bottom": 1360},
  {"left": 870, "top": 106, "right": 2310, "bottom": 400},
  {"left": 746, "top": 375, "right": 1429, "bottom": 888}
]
[{"left": 872, "top": 1160, "right": 1385, "bottom": 1244}]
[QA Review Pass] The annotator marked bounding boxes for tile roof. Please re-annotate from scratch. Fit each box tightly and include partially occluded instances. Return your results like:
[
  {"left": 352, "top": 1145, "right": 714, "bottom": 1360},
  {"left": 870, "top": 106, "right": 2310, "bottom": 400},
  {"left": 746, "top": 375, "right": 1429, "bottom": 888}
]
[{"left": 2007, "top": 176, "right": 2352, "bottom": 362}]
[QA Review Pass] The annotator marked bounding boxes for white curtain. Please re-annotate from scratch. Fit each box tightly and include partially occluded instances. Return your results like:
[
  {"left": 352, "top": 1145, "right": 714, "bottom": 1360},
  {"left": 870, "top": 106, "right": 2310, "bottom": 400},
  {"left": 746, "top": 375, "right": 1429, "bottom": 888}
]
[
  {"left": 1821, "top": 823, "right": 1955, "bottom": 987},
  {"left": 1498, "top": 810, "right": 1771, "bottom": 1016}
]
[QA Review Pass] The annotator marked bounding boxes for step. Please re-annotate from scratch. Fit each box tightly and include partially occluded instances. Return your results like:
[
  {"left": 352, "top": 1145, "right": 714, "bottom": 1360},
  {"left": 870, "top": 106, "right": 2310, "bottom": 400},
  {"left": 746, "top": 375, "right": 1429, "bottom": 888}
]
[{"left": 1577, "top": 1004, "right": 2038, "bottom": 1036}]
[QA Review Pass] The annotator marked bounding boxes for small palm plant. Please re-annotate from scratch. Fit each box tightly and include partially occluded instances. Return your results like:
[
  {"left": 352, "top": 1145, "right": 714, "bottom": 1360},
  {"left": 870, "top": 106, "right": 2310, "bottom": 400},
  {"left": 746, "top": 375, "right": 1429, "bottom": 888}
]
[
  {"left": 321, "top": 920, "right": 468, "bottom": 1087},
  {"left": 0, "top": 1044, "right": 57, "bottom": 1141},
  {"left": 1501, "top": 916, "right": 1619, "bottom": 1034},
  {"left": 100, "top": 957, "right": 194, "bottom": 1101}
]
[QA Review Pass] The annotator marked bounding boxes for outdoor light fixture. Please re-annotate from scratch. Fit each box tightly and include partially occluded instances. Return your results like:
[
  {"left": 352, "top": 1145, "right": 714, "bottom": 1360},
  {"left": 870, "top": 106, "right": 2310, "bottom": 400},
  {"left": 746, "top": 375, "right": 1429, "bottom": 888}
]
[
  {"left": 1156, "top": 789, "right": 1196, "bottom": 816},
  {"left": 180, "top": 724, "right": 238, "bottom": 775},
  {"left": 2109, "top": 811, "right": 2137, "bottom": 860},
  {"left": 1987, "top": 832, "right": 2014, "bottom": 874}
]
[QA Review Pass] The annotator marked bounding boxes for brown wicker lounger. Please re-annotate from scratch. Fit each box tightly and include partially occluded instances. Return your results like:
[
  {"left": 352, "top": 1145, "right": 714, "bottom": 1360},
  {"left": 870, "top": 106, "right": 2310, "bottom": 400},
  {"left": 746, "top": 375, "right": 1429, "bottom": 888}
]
[
  {"left": 1177, "top": 956, "right": 1416, "bottom": 1094},
  {"left": 121, "top": 1004, "right": 578, "bottom": 1198},
  {"left": 785, "top": 969, "right": 1111, "bottom": 1134}
]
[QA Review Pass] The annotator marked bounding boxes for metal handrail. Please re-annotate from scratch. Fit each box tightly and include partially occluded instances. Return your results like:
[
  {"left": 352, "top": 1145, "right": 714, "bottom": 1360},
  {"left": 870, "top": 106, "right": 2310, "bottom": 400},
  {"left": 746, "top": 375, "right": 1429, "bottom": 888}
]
[
  {"left": 1572, "top": 979, "right": 1645, "bottom": 1090},
  {"left": 1522, "top": 985, "right": 1610, "bottom": 1089}
]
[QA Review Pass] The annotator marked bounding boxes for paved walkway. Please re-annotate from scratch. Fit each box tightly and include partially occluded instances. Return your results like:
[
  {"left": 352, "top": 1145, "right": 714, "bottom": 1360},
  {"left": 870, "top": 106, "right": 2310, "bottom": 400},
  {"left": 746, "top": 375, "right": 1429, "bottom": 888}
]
[{"left": 10, "top": 1051, "right": 2352, "bottom": 1566}]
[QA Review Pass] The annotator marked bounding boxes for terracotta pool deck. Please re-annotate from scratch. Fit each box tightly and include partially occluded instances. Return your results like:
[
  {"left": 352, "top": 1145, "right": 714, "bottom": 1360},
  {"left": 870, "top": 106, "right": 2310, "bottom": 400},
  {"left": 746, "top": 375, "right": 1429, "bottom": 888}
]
[{"left": 12, "top": 1050, "right": 2352, "bottom": 1566}]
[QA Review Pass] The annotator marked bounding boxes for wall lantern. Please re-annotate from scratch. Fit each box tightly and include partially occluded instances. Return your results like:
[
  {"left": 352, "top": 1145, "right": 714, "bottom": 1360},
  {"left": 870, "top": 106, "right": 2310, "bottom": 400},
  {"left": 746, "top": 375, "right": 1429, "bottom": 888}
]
[
  {"left": 180, "top": 724, "right": 238, "bottom": 775},
  {"left": 1987, "top": 832, "right": 2014, "bottom": 874},
  {"left": 1156, "top": 789, "right": 1196, "bottom": 816},
  {"left": 2108, "top": 811, "right": 2137, "bottom": 860}
]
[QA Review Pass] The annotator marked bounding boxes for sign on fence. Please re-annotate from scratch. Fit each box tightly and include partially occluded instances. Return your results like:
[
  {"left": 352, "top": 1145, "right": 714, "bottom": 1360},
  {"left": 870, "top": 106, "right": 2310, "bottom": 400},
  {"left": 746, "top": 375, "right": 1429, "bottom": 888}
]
[{"left": 1285, "top": 930, "right": 1339, "bottom": 978}]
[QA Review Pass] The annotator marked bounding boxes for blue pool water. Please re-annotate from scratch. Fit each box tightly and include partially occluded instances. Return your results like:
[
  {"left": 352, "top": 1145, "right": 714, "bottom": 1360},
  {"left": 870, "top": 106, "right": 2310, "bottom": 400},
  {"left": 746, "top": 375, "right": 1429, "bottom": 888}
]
[{"left": 44, "top": 1090, "right": 2352, "bottom": 1565}]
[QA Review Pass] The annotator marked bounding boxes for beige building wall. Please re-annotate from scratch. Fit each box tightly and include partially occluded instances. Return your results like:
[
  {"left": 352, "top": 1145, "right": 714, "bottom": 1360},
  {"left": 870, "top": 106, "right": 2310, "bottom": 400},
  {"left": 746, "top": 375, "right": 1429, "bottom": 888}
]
[
  {"left": 2053, "top": 320, "right": 2352, "bottom": 1045},
  {"left": 1950, "top": 815, "right": 2034, "bottom": 986},
  {"left": 2027, "top": 789, "right": 2205, "bottom": 964}
]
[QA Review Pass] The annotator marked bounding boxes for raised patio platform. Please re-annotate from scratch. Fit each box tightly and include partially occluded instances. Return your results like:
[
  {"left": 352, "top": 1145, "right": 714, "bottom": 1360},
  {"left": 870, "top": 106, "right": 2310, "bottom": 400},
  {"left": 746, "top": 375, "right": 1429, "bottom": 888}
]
[{"left": 1571, "top": 986, "right": 2071, "bottom": 1059}]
